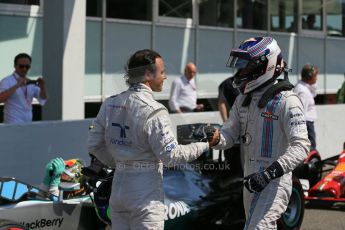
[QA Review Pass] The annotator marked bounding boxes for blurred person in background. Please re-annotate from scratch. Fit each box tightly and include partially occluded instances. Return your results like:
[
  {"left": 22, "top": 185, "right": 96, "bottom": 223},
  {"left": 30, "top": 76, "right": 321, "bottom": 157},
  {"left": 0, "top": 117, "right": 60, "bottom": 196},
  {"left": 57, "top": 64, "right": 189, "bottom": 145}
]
[
  {"left": 0, "top": 53, "right": 48, "bottom": 124},
  {"left": 218, "top": 72, "right": 239, "bottom": 122},
  {"left": 336, "top": 74, "right": 345, "bottom": 103},
  {"left": 169, "top": 62, "right": 204, "bottom": 113},
  {"left": 294, "top": 63, "right": 318, "bottom": 150}
]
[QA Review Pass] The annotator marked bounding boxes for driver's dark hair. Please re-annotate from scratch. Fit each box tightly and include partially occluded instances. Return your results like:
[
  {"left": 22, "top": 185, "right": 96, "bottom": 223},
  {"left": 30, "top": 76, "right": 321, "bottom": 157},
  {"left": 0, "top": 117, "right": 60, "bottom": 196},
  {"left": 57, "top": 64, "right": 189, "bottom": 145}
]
[
  {"left": 14, "top": 53, "right": 32, "bottom": 65},
  {"left": 125, "top": 49, "right": 161, "bottom": 85}
]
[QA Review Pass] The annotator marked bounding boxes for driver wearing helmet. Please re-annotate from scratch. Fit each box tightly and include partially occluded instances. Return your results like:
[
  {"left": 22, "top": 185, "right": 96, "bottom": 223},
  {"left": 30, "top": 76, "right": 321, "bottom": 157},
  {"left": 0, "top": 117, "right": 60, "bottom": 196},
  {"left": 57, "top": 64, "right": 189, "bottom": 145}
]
[
  {"left": 209, "top": 37, "right": 310, "bottom": 229},
  {"left": 40, "top": 157, "right": 86, "bottom": 198}
]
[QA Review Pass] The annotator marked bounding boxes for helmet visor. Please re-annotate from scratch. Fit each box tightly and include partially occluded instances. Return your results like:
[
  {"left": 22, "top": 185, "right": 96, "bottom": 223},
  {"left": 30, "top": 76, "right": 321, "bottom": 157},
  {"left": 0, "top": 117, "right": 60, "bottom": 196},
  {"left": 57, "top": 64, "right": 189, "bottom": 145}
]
[
  {"left": 61, "top": 159, "right": 83, "bottom": 182},
  {"left": 226, "top": 49, "right": 252, "bottom": 68},
  {"left": 227, "top": 56, "right": 250, "bottom": 69}
]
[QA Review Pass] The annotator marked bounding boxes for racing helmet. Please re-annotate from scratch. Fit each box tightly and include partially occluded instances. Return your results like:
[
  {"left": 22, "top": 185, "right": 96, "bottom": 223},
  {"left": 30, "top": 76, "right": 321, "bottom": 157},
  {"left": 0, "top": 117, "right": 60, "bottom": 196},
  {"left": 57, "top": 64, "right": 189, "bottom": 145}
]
[
  {"left": 61, "top": 159, "right": 87, "bottom": 198},
  {"left": 226, "top": 37, "right": 284, "bottom": 94}
]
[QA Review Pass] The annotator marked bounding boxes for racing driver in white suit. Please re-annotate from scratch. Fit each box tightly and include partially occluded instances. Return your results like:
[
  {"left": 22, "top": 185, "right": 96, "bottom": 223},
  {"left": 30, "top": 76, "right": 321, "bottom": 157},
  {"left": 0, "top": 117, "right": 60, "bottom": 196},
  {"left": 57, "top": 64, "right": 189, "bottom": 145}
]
[
  {"left": 87, "top": 49, "right": 217, "bottom": 230},
  {"left": 209, "top": 37, "right": 310, "bottom": 229}
]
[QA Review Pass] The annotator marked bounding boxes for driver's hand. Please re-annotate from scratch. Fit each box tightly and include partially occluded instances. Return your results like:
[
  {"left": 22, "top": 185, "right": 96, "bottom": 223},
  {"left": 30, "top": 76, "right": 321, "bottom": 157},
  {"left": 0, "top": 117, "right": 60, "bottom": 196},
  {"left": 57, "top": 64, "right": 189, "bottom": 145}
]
[
  {"left": 204, "top": 124, "right": 220, "bottom": 147},
  {"left": 244, "top": 171, "right": 270, "bottom": 193},
  {"left": 81, "top": 156, "right": 105, "bottom": 177},
  {"left": 209, "top": 128, "right": 220, "bottom": 147},
  {"left": 43, "top": 157, "right": 65, "bottom": 187}
]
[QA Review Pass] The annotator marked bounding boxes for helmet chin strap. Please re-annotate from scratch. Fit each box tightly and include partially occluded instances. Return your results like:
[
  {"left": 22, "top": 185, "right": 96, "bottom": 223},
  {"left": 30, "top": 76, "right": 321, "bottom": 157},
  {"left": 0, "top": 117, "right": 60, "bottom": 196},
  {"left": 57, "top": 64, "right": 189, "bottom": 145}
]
[{"left": 242, "top": 93, "right": 252, "bottom": 107}]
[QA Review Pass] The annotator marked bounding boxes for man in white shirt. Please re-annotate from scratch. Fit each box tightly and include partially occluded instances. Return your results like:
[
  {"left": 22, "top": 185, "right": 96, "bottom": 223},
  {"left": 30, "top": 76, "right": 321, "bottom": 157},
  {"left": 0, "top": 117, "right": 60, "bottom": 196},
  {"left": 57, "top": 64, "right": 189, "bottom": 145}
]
[
  {"left": 294, "top": 63, "right": 318, "bottom": 149},
  {"left": 0, "top": 53, "right": 48, "bottom": 124},
  {"left": 168, "top": 62, "right": 204, "bottom": 113}
]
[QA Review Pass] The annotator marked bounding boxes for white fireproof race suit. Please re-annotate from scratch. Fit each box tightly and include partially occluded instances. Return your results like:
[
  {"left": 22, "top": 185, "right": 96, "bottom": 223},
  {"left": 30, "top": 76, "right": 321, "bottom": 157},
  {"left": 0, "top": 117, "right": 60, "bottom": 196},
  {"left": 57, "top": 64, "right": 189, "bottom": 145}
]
[
  {"left": 88, "top": 83, "right": 209, "bottom": 230},
  {"left": 213, "top": 83, "right": 310, "bottom": 230}
]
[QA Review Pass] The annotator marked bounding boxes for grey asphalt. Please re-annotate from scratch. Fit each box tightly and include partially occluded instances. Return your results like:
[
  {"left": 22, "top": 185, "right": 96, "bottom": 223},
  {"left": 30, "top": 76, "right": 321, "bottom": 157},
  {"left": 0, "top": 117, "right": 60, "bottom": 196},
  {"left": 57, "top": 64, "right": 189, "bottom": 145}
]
[{"left": 300, "top": 202, "right": 345, "bottom": 230}]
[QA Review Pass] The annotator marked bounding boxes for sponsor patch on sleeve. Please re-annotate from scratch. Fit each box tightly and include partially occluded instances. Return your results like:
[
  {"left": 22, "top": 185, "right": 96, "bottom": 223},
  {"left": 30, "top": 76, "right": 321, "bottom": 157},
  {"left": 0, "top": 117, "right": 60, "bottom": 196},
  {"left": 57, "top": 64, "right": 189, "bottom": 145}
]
[
  {"left": 288, "top": 107, "right": 307, "bottom": 135},
  {"left": 165, "top": 141, "right": 177, "bottom": 153}
]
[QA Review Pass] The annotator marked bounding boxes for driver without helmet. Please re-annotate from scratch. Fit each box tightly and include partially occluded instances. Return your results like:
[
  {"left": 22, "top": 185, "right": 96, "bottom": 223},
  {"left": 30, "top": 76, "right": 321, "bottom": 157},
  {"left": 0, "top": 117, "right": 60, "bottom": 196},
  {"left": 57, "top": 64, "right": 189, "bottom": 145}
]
[
  {"left": 87, "top": 49, "right": 217, "bottom": 230},
  {"left": 209, "top": 37, "right": 310, "bottom": 229}
]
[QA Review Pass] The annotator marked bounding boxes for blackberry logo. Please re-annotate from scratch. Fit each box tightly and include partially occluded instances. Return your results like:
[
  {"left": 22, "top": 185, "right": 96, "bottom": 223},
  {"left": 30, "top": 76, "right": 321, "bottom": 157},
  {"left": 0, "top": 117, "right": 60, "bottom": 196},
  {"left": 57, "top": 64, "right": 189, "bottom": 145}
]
[{"left": 20, "top": 218, "right": 63, "bottom": 229}]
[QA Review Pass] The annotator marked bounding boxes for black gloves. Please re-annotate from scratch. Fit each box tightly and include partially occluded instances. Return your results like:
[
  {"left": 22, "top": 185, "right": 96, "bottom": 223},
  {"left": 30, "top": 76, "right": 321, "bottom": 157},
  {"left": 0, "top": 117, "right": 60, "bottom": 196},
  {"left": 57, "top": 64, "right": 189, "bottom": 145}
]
[
  {"left": 244, "top": 161, "right": 284, "bottom": 193},
  {"left": 81, "top": 155, "right": 105, "bottom": 177}
]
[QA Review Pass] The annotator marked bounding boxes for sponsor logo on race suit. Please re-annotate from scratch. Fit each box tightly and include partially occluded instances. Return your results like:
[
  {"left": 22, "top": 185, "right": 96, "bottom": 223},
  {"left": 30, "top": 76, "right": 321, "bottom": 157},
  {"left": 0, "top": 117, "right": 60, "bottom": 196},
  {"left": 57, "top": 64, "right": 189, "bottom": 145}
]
[
  {"left": 111, "top": 123, "right": 132, "bottom": 146},
  {"left": 163, "top": 136, "right": 174, "bottom": 145},
  {"left": 164, "top": 201, "right": 190, "bottom": 220},
  {"left": 112, "top": 123, "right": 129, "bottom": 138},
  {"left": 20, "top": 218, "right": 63, "bottom": 229},
  {"left": 290, "top": 120, "right": 306, "bottom": 126},
  {"left": 288, "top": 111, "right": 305, "bottom": 126},
  {"left": 165, "top": 141, "right": 177, "bottom": 152},
  {"left": 289, "top": 112, "right": 303, "bottom": 118},
  {"left": 287, "top": 107, "right": 307, "bottom": 134},
  {"left": 261, "top": 111, "right": 278, "bottom": 120},
  {"left": 110, "top": 138, "right": 132, "bottom": 146},
  {"left": 107, "top": 104, "right": 127, "bottom": 110}
]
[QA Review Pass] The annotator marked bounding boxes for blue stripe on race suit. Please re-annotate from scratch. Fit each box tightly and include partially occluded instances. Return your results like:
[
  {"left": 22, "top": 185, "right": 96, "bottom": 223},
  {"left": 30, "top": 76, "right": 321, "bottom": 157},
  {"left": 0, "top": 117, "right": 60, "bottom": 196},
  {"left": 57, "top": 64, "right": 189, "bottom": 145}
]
[
  {"left": 261, "top": 93, "right": 282, "bottom": 158},
  {"left": 244, "top": 192, "right": 261, "bottom": 230}
]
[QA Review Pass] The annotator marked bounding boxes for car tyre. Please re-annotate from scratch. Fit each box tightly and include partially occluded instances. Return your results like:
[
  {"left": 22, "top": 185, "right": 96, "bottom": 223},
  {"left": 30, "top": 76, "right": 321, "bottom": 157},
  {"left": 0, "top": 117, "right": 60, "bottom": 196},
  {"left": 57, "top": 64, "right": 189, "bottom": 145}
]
[
  {"left": 277, "top": 176, "right": 305, "bottom": 230},
  {"left": 0, "top": 219, "right": 27, "bottom": 230},
  {"left": 307, "top": 155, "right": 322, "bottom": 187}
]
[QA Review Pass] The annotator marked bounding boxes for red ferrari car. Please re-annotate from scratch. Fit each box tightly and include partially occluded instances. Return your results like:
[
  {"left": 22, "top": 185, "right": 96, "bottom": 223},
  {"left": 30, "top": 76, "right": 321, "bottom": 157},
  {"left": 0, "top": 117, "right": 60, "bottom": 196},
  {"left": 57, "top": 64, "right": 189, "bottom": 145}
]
[{"left": 306, "top": 146, "right": 345, "bottom": 202}]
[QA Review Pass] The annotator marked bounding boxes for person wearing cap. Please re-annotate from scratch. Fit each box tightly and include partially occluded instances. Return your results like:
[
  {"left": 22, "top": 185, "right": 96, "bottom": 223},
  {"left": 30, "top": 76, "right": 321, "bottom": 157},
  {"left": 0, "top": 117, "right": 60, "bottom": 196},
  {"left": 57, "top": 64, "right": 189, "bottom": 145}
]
[{"left": 293, "top": 63, "right": 318, "bottom": 150}]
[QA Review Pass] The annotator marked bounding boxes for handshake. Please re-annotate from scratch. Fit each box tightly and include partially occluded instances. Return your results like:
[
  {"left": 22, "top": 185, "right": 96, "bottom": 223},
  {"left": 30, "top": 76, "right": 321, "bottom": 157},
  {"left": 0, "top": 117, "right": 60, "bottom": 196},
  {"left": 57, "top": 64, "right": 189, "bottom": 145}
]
[{"left": 202, "top": 124, "right": 220, "bottom": 147}]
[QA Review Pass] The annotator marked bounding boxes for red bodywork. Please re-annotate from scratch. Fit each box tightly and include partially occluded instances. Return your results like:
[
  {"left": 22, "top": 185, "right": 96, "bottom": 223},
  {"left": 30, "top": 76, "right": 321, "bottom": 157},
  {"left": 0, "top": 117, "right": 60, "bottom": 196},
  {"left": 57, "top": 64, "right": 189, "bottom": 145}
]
[
  {"left": 306, "top": 150, "right": 345, "bottom": 202},
  {"left": 304, "top": 149, "right": 320, "bottom": 164}
]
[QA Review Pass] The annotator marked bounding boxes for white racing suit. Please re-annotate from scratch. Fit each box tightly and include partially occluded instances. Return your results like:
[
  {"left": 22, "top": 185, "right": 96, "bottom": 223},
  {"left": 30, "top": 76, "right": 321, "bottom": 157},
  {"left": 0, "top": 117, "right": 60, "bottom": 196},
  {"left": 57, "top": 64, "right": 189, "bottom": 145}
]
[
  {"left": 213, "top": 83, "right": 310, "bottom": 230},
  {"left": 88, "top": 83, "right": 209, "bottom": 230}
]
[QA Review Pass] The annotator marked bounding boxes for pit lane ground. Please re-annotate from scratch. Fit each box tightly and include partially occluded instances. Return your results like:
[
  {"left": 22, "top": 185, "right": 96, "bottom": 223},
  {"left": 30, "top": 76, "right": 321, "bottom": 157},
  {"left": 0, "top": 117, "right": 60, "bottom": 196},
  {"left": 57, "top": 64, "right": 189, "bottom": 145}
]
[
  {"left": 300, "top": 202, "right": 345, "bottom": 230},
  {"left": 77, "top": 202, "right": 345, "bottom": 230}
]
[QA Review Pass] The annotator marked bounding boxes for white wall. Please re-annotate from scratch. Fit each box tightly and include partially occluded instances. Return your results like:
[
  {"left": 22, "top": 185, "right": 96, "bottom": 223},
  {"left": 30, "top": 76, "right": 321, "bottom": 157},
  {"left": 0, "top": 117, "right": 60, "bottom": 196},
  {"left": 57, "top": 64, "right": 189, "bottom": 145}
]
[
  {"left": 0, "top": 119, "right": 93, "bottom": 185},
  {"left": 0, "top": 105, "right": 343, "bottom": 185},
  {"left": 315, "top": 104, "right": 345, "bottom": 159}
]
